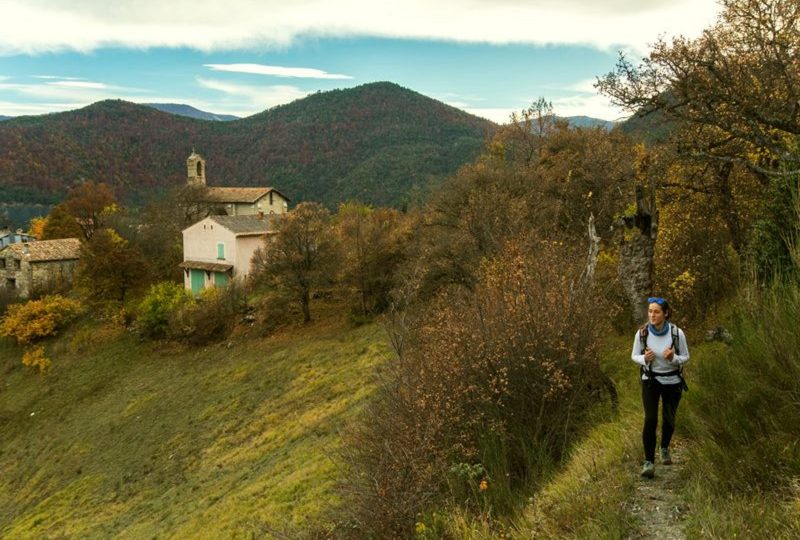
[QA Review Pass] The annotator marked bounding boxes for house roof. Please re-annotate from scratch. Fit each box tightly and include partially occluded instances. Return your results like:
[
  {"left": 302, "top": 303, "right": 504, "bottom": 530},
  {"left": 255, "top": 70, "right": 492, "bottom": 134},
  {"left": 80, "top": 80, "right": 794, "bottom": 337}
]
[
  {"left": 179, "top": 260, "right": 233, "bottom": 272},
  {"left": 203, "top": 187, "right": 291, "bottom": 204},
  {"left": 1, "top": 238, "right": 82, "bottom": 262},
  {"left": 207, "top": 214, "right": 279, "bottom": 236}
]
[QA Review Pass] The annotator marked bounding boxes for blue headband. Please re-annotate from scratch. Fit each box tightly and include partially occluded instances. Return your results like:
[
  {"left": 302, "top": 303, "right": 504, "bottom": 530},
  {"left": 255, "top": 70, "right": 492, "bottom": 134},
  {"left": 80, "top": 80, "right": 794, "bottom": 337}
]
[{"left": 648, "top": 297, "right": 667, "bottom": 306}]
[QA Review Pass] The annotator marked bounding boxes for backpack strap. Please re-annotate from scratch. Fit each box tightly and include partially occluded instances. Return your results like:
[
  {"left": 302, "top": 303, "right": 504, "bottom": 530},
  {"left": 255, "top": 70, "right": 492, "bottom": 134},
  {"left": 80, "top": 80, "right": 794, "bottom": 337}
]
[
  {"left": 671, "top": 324, "right": 680, "bottom": 355},
  {"left": 639, "top": 325, "right": 653, "bottom": 381},
  {"left": 670, "top": 324, "right": 689, "bottom": 391}
]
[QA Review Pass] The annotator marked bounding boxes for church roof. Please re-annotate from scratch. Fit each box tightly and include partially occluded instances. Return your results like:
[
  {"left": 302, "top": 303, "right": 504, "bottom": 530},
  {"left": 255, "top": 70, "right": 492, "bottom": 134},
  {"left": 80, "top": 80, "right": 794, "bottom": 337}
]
[
  {"left": 203, "top": 187, "right": 290, "bottom": 204},
  {"left": 1, "top": 238, "right": 82, "bottom": 262}
]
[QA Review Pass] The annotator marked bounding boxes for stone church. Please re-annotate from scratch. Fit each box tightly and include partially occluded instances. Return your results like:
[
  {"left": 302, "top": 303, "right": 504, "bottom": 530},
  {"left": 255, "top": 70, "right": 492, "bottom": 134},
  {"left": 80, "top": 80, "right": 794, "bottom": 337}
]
[{"left": 186, "top": 151, "right": 290, "bottom": 217}]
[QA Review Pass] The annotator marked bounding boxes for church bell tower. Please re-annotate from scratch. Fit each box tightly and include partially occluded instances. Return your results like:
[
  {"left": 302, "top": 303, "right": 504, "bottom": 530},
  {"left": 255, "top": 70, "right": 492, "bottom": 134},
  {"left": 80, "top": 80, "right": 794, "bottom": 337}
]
[{"left": 187, "top": 150, "right": 206, "bottom": 186}]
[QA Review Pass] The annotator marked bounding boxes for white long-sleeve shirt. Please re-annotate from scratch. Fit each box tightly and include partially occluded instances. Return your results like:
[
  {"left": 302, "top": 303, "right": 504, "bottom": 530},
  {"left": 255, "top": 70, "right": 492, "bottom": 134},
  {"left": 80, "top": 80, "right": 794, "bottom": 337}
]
[{"left": 631, "top": 324, "right": 690, "bottom": 385}]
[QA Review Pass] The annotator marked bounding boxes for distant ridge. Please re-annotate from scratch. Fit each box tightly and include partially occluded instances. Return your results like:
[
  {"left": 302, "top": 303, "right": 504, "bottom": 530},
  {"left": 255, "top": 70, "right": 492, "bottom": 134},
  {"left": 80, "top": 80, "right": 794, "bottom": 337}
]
[
  {"left": 142, "top": 103, "right": 239, "bottom": 121},
  {"left": 0, "top": 115, "right": 11, "bottom": 122},
  {"left": 563, "top": 116, "right": 616, "bottom": 131},
  {"left": 0, "top": 82, "right": 495, "bottom": 208}
]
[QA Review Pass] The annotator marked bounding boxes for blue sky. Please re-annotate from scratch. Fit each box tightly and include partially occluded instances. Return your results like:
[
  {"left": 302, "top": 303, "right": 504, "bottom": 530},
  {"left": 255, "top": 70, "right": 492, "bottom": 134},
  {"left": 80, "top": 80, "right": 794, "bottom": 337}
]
[{"left": 0, "top": 0, "right": 719, "bottom": 123}]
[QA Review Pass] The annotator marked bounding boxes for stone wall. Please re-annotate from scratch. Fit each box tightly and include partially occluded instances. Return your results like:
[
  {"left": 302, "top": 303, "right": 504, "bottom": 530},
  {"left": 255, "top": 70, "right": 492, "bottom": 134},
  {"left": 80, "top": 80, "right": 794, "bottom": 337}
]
[{"left": 0, "top": 252, "right": 77, "bottom": 298}]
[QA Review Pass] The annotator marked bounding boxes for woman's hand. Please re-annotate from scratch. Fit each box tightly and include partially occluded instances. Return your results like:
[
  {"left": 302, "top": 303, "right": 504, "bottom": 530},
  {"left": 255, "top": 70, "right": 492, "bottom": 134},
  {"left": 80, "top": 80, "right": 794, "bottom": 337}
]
[
  {"left": 664, "top": 347, "right": 675, "bottom": 361},
  {"left": 644, "top": 347, "right": 656, "bottom": 364}
]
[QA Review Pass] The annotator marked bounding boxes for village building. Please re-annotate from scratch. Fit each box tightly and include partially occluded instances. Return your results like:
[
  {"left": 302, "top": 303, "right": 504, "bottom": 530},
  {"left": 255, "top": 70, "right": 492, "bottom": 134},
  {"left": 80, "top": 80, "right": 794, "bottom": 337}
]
[
  {"left": 180, "top": 214, "right": 276, "bottom": 294},
  {"left": 0, "top": 226, "right": 36, "bottom": 248},
  {"left": 0, "top": 238, "right": 82, "bottom": 298},
  {"left": 186, "top": 151, "right": 290, "bottom": 216}
]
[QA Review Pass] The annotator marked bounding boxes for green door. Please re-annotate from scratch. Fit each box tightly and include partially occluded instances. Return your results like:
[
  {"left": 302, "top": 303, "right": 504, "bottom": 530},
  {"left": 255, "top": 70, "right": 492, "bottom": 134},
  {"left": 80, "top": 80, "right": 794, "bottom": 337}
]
[
  {"left": 214, "top": 271, "right": 229, "bottom": 287},
  {"left": 190, "top": 269, "right": 205, "bottom": 294}
]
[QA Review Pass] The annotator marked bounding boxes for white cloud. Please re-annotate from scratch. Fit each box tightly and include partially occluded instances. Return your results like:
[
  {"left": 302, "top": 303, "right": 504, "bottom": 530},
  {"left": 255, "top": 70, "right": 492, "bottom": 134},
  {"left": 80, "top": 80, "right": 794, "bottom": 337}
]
[
  {"left": 0, "top": 100, "right": 81, "bottom": 116},
  {"left": 205, "top": 63, "right": 352, "bottom": 79},
  {"left": 33, "top": 75, "right": 85, "bottom": 80},
  {"left": 47, "top": 80, "right": 109, "bottom": 89},
  {"left": 0, "top": 1, "right": 720, "bottom": 55},
  {"left": 196, "top": 78, "right": 309, "bottom": 115}
]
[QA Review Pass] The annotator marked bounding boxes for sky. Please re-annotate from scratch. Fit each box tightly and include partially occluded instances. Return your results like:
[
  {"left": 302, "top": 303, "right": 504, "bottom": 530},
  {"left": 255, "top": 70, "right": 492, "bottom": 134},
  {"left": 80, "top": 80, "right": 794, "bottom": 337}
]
[{"left": 0, "top": 0, "right": 720, "bottom": 123}]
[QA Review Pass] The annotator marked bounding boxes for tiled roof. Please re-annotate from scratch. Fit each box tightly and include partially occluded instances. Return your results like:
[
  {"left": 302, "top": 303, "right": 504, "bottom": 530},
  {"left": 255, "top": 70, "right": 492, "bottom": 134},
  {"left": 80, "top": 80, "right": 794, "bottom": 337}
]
[
  {"left": 208, "top": 214, "right": 278, "bottom": 235},
  {"left": 1, "top": 238, "right": 82, "bottom": 262},
  {"left": 179, "top": 260, "right": 233, "bottom": 272},
  {"left": 203, "top": 187, "right": 290, "bottom": 204}
]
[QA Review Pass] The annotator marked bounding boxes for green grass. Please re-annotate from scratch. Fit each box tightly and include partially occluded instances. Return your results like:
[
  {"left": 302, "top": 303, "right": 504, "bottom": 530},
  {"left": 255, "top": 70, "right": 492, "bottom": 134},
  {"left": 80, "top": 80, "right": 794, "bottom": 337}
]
[
  {"left": 0, "top": 315, "right": 393, "bottom": 538},
  {"left": 679, "top": 282, "right": 800, "bottom": 538}
]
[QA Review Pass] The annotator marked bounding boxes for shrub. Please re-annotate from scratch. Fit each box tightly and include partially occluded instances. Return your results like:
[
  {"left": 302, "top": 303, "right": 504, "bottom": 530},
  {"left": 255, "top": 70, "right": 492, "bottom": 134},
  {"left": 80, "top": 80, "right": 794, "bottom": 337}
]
[
  {"left": 137, "top": 282, "right": 192, "bottom": 339},
  {"left": 340, "top": 239, "right": 614, "bottom": 536},
  {"left": 21, "top": 345, "right": 51, "bottom": 374},
  {"left": 169, "top": 283, "right": 247, "bottom": 346},
  {"left": 0, "top": 295, "right": 82, "bottom": 346}
]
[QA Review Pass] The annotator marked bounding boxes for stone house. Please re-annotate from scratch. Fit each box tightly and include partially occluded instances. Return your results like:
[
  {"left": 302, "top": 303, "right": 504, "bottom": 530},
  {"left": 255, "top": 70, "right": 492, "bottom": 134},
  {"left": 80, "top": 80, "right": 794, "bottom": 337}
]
[
  {"left": 0, "top": 238, "right": 82, "bottom": 298},
  {"left": 0, "top": 227, "right": 36, "bottom": 248},
  {"left": 180, "top": 214, "right": 276, "bottom": 294},
  {"left": 186, "top": 151, "right": 290, "bottom": 216}
]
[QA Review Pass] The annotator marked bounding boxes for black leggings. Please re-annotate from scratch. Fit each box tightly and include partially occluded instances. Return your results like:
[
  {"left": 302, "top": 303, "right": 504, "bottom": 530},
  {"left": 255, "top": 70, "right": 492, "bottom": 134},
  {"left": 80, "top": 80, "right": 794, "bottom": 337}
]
[{"left": 641, "top": 379, "right": 683, "bottom": 462}]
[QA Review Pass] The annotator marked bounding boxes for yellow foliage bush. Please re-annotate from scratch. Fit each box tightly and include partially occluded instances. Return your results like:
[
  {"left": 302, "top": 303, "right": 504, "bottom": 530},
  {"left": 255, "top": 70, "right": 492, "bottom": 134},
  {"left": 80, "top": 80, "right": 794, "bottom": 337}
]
[
  {"left": 21, "top": 346, "right": 51, "bottom": 374},
  {"left": 0, "top": 295, "right": 82, "bottom": 345}
]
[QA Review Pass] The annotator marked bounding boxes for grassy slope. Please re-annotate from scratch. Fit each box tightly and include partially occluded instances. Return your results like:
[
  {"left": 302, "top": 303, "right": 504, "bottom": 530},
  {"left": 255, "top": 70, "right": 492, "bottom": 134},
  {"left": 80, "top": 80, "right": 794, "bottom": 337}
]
[{"left": 0, "top": 317, "right": 392, "bottom": 538}]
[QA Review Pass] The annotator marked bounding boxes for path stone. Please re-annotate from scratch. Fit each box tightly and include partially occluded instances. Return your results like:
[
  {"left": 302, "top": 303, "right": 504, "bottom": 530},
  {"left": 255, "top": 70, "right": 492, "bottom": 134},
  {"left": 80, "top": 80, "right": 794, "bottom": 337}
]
[{"left": 627, "top": 444, "right": 689, "bottom": 539}]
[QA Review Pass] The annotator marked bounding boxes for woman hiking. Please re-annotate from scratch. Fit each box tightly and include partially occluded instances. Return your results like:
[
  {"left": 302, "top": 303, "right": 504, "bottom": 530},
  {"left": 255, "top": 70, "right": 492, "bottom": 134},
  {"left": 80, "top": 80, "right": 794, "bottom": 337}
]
[{"left": 631, "top": 297, "right": 690, "bottom": 478}]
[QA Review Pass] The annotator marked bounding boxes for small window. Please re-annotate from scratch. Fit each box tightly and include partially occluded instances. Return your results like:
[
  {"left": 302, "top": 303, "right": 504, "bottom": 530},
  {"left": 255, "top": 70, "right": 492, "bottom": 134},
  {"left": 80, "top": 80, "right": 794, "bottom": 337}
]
[
  {"left": 197, "top": 162, "right": 203, "bottom": 177},
  {"left": 14, "top": 259, "right": 21, "bottom": 270},
  {"left": 269, "top": 191, "right": 274, "bottom": 205},
  {"left": 6, "top": 278, "right": 15, "bottom": 289},
  {"left": 217, "top": 243, "right": 225, "bottom": 260},
  {"left": 0, "top": 259, "right": 5, "bottom": 269}
]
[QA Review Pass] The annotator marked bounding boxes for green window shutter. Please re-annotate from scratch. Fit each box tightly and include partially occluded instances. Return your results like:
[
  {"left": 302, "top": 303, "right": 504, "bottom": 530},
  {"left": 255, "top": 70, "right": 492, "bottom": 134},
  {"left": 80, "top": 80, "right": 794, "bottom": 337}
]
[{"left": 217, "top": 243, "right": 225, "bottom": 260}]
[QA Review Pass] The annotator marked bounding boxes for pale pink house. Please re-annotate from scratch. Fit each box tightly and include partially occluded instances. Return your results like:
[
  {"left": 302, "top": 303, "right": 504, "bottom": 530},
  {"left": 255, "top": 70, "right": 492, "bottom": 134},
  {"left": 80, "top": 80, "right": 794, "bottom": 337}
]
[{"left": 180, "top": 214, "right": 276, "bottom": 294}]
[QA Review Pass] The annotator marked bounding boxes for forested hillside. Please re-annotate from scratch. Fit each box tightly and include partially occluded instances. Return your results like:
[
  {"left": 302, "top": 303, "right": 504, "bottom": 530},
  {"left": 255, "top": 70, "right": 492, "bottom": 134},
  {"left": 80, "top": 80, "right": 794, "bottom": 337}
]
[{"left": 0, "top": 82, "right": 493, "bottom": 208}]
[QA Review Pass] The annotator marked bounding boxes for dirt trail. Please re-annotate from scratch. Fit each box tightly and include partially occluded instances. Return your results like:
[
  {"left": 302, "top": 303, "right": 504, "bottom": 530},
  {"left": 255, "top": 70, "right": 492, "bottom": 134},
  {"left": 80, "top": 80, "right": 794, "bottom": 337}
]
[{"left": 627, "top": 443, "right": 689, "bottom": 539}]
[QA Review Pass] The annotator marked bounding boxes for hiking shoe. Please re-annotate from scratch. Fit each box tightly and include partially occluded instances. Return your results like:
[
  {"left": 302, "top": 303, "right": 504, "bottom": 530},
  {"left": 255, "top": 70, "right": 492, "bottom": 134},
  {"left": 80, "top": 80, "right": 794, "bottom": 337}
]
[
  {"left": 660, "top": 447, "right": 673, "bottom": 465},
  {"left": 641, "top": 460, "right": 655, "bottom": 478}
]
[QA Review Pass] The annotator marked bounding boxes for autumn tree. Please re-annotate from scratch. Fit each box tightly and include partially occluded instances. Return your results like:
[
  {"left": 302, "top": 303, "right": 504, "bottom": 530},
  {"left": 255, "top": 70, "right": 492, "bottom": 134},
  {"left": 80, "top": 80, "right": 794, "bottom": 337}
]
[
  {"left": 335, "top": 202, "right": 409, "bottom": 318},
  {"left": 63, "top": 181, "right": 118, "bottom": 240},
  {"left": 598, "top": 0, "right": 800, "bottom": 279},
  {"left": 41, "top": 204, "right": 83, "bottom": 240},
  {"left": 75, "top": 228, "right": 147, "bottom": 302},
  {"left": 252, "top": 202, "right": 336, "bottom": 323},
  {"left": 27, "top": 216, "right": 47, "bottom": 239},
  {"left": 129, "top": 185, "right": 220, "bottom": 283},
  {"left": 597, "top": 0, "right": 800, "bottom": 177}
]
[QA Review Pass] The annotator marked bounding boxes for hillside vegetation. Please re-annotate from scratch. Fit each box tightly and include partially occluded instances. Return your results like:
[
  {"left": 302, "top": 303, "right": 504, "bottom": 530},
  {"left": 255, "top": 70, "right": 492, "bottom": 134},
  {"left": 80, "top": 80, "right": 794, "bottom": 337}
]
[
  {"left": 0, "top": 315, "right": 392, "bottom": 538},
  {"left": 0, "top": 82, "right": 493, "bottom": 208}
]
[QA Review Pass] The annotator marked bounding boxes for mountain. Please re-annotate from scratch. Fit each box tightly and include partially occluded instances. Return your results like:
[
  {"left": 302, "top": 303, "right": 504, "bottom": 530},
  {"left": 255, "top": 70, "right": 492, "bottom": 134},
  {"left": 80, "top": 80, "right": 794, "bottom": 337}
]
[
  {"left": 563, "top": 115, "right": 616, "bottom": 131},
  {"left": 0, "top": 115, "right": 11, "bottom": 122},
  {"left": 0, "top": 82, "right": 494, "bottom": 208},
  {"left": 142, "top": 103, "right": 239, "bottom": 121}
]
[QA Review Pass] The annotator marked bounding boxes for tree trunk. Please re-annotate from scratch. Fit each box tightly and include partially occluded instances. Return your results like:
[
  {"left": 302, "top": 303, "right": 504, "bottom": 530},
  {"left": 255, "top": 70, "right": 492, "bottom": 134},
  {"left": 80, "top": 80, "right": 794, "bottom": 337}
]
[
  {"left": 301, "top": 287, "right": 311, "bottom": 323},
  {"left": 716, "top": 162, "right": 742, "bottom": 253},
  {"left": 619, "top": 182, "right": 658, "bottom": 325}
]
